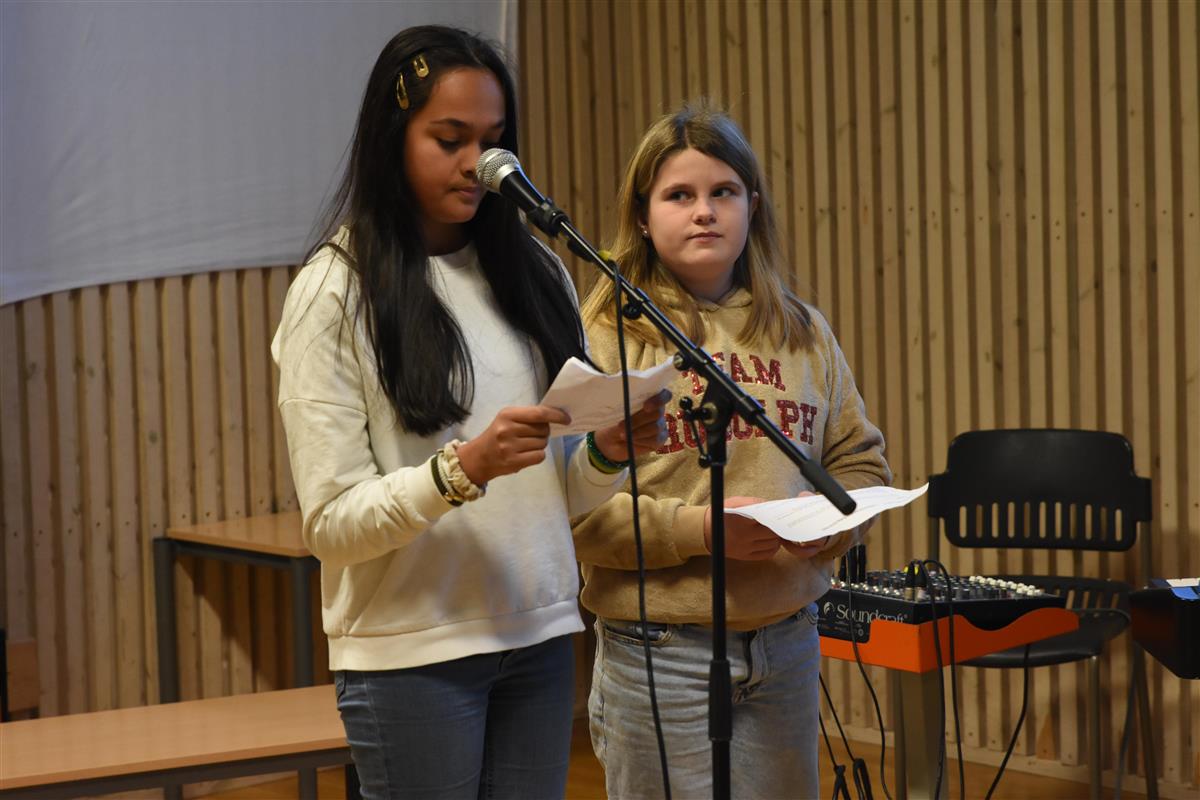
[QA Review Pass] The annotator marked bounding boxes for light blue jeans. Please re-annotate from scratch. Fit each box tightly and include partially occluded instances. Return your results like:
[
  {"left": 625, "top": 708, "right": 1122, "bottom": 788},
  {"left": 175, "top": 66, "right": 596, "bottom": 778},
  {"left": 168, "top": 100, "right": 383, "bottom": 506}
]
[
  {"left": 334, "top": 634, "right": 574, "bottom": 800},
  {"left": 589, "top": 607, "right": 821, "bottom": 800}
]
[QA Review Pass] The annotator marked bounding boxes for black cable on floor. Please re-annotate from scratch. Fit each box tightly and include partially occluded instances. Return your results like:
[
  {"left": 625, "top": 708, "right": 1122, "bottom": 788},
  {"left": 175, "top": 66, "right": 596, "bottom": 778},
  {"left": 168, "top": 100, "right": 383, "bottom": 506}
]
[
  {"left": 984, "top": 645, "right": 1031, "bottom": 800},
  {"left": 819, "top": 688, "right": 853, "bottom": 800}
]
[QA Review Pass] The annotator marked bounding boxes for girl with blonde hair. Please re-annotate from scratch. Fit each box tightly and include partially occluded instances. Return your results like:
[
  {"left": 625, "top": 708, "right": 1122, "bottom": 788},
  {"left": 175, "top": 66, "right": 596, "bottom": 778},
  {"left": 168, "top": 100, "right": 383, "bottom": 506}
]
[{"left": 574, "top": 104, "right": 891, "bottom": 799}]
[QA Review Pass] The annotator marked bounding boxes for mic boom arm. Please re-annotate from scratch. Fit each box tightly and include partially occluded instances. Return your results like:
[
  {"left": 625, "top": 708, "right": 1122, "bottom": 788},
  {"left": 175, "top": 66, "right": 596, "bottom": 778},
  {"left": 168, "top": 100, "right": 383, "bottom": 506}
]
[
  {"left": 555, "top": 212, "right": 855, "bottom": 515},
  {"left": 475, "top": 148, "right": 855, "bottom": 514}
]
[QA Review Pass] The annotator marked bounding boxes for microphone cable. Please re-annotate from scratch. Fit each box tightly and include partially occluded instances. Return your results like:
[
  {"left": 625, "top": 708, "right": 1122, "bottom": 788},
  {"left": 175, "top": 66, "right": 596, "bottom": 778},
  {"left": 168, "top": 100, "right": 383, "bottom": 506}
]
[
  {"left": 819, "top": 672, "right": 875, "bottom": 800},
  {"left": 818, "top": 702, "right": 854, "bottom": 800},
  {"left": 846, "top": 558, "right": 892, "bottom": 800},
  {"left": 984, "top": 644, "right": 1031, "bottom": 800},
  {"left": 608, "top": 255, "right": 672, "bottom": 799}
]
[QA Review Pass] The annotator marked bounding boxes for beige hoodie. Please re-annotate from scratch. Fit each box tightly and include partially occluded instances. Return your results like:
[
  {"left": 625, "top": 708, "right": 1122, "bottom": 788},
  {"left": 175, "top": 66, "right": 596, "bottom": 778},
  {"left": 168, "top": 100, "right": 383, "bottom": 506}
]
[{"left": 572, "top": 287, "right": 891, "bottom": 630}]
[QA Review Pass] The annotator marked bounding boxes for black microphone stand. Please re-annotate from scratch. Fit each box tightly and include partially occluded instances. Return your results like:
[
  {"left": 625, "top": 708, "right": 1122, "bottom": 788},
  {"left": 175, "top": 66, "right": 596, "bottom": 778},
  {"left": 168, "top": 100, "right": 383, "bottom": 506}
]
[{"left": 526, "top": 196, "right": 856, "bottom": 800}]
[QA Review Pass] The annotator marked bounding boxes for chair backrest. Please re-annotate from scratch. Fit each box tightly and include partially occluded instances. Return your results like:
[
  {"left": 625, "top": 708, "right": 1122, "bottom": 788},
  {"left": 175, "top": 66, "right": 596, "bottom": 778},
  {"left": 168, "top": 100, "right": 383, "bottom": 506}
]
[{"left": 927, "top": 429, "right": 1151, "bottom": 558}]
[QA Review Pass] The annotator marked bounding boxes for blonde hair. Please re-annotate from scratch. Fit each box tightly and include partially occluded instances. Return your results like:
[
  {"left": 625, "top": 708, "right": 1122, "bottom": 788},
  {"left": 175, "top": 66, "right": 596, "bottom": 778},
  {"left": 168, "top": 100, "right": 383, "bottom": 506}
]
[{"left": 581, "top": 103, "right": 813, "bottom": 351}]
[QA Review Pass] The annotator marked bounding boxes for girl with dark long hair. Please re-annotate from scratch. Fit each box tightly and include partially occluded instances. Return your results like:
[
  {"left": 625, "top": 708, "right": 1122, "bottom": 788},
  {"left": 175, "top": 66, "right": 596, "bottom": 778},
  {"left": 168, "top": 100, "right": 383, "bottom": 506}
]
[{"left": 272, "top": 26, "right": 666, "bottom": 799}]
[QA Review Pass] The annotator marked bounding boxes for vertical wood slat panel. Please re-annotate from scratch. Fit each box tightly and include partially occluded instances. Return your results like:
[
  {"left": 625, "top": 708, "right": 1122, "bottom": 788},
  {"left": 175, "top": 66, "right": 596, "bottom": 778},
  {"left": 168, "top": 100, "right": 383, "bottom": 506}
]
[
  {"left": 510, "top": 0, "right": 1196, "bottom": 794},
  {"left": 241, "top": 269, "right": 278, "bottom": 692},
  {"left": 1122, "top": 0, "right": 1152, "bottom": 769},
  {"left": 20, "top": 300, "right": 61, "bottom": 716},
  {"left": 0, "top": 306, "right": 30, "bottom": 642},
  {"left": 1177, "top": 0, "right": 1200, "bottom": 781},
  {"left": 105, "top": 285, "right": 144, "bottom": 710},
  {"left": 186, "top": 275, "right": 226, "bottom": 701},
  {"left": 214, "top": 271, "right": 253, "bottom": 698},
  {"left": 1, "top": 266, "right": 298, "bottom": 714},
  {"left": 49, "top": 292, "right": 87, "bottom": 713},
  {"left": 996, "top": 0, "right": 1028, "bottom": 756},
  {"left": 132, "top": 281, "right": 165, "bottom": 705},
  {"left": 1150, "top": 0, "right": 1185, "bottom": 785},
  {"left": 1043, "top": 0, "right": 1073, "bottom": 763},
  {"left": 78, "top": 286, "right": 116, "bottom": 712},
  {"left": 1018, "top": 0, "right": 1053, "bottom": 760},
  {"left": 160, "top": 277, "right": 200, "bottom": 701},
  {"left": 1095, "top": 0, "right": 1129, "bottom": 768}
]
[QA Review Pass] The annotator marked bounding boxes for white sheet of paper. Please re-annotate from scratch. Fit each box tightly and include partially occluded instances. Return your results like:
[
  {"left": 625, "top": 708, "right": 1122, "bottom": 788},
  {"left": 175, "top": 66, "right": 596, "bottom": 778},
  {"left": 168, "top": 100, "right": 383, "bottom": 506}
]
[
  {"left": 725, "top": 484, "right": 929, "bottom": 543},
  {"left": 541, "top": 357, "right": 678, "bottom": 435}
]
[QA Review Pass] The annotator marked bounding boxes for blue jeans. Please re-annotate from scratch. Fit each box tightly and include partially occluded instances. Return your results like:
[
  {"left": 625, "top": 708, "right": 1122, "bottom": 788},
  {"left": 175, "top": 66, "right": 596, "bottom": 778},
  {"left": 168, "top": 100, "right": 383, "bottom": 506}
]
[
  {"left": 589, "top": 608, "right": 821, "bottom": 800},
  {"left": 334, "top": 634, "right": 574, "bottom": 800}
]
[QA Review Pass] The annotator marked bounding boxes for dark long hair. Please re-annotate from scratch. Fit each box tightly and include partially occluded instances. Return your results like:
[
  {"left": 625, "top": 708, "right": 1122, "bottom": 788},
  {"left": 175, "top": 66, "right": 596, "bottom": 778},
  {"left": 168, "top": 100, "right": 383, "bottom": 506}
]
[{"left": 309, "top": 26, "right": 586, "bottom": 436}]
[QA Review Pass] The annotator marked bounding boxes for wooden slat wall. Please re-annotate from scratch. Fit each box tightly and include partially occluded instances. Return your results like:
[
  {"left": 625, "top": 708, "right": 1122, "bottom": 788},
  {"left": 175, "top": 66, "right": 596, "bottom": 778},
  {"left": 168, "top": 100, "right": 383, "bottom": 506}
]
[
  {"left": 519, "top": 0, "right": 1197, "bottom": 794},
  {"left": 0, "top": 267, "right": 329, "bottom": 719}
]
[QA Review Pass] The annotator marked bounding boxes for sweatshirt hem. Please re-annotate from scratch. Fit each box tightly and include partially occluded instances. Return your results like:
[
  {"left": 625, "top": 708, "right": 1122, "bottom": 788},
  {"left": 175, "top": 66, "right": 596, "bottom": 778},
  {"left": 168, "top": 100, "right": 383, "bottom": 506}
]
[{"left": 327, "top": 598, "right": 584, "bottom": 671}]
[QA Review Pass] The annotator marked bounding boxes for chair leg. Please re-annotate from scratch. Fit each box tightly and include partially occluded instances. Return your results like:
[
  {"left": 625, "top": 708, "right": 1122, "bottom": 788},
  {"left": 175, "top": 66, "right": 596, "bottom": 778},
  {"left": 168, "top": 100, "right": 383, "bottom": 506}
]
[
  {"left": 1134, "top": 647, "right": 1158, "bottom": 800},
  {"left": 1088, "top": 655, "right": 1102, "bottom": 800}
]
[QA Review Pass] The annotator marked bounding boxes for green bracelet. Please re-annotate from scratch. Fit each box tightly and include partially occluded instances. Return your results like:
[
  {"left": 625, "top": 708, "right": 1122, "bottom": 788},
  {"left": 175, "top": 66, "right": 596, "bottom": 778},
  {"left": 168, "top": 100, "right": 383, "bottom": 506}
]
[{"left": 586, "top": 431, "right": 631, "bottom": 474}]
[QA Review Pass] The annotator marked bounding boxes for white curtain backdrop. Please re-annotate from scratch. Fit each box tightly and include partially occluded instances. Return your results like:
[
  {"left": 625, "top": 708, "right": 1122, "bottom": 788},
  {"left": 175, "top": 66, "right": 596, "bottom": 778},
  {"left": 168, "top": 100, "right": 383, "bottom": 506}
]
[{"left": 0, "top": 0, "right": 515, "bottom": 304}]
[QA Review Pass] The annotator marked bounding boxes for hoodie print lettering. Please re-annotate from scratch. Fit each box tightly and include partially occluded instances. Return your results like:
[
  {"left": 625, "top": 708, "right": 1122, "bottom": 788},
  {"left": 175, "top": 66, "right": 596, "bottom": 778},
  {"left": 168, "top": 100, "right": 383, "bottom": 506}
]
[{"left": 657, "top": 351, "right": 818, "bottom": 454}]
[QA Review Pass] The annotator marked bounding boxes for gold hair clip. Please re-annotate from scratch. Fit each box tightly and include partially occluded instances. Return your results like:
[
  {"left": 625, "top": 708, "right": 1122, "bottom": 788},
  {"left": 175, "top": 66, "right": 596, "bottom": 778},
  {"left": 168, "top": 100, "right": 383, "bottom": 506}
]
[
  {"left": 413, "top": 54, "right": 430, "bottom": 79},
  {"left": 396, "top": 73, "right": 409, "bottom": 110}
]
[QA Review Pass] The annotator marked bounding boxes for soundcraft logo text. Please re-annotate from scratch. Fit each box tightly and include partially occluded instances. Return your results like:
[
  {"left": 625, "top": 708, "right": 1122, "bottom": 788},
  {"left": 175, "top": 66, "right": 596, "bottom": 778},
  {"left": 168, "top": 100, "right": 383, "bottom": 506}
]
[{"left": 821, "top": 601, "right": 905, "bottom": 625}]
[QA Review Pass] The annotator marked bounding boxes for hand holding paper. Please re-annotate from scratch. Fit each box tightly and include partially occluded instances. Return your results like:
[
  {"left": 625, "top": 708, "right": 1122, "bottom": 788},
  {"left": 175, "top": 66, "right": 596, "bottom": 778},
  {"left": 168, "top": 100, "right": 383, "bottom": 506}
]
[
  {"left": 540, "top": 356, "right": 678, "bottom": 436},
  {"left": 724, "top": 484, "right": 929, "bottom": 543}
]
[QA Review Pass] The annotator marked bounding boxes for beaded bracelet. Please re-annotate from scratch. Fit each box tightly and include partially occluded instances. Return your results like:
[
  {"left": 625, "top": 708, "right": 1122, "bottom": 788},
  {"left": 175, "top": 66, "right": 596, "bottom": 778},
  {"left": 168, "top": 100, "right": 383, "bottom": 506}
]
[{"left": 586, "top": 431, "right": 631, "bottom": 474}]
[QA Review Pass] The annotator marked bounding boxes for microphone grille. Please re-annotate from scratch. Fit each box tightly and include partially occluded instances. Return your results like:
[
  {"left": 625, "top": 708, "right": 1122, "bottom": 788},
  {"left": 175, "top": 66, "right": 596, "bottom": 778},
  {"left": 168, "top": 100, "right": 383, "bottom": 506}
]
[{"left": 476, "top": 148, "right": 520, "bottom": 191}]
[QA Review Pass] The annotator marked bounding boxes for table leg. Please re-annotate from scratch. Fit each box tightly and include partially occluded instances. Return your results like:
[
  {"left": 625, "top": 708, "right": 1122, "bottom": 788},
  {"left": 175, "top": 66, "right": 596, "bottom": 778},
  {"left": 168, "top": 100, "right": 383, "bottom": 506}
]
[
  {"left": 346, "top": 763, "right": 363, "bottom": 800},
  {"left": 290, "top": 558, "right": 317, "bottom": 798},
  {"left": 290, "top": 558, "right": 315, "bottom": 688},
  {"left": 894, "top": 670, "right": 946, "bottom": 800},
  {"left": 153, "top": 538, "right": 181, "bottom": 800},
  {"left": 1134, "top": 646, "right": 1158, "bottom": 800},
  {"left": 891, "top": 671, "right": 907, "bottom": 800},
  {"left": 153, "top": 538, "right": 179, "bottom": 704}
]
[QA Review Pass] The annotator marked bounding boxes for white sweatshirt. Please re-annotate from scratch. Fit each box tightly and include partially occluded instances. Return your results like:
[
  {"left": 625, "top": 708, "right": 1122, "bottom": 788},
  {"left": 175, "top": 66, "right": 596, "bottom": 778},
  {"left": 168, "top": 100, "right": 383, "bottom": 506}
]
[{"left": 271, "top": 241, "right": 625, "bottom": 671}]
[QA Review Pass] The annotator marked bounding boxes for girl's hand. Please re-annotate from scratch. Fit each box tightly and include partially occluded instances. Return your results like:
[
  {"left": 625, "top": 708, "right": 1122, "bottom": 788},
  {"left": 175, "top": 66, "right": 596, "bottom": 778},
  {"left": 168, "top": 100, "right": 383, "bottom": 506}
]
[
  {"left": 780, "top": 492, "right": 828, "bottom": 558},
  {"left": 592, "top": 389, "right": 672, "bottom": 462},
  {"left": 781, "top": 537, "right": 829, "bottom": 559},
  {"left": 704, "top": 496, "right": 781, "bottom": 561},
  {"left": 457, "top": 405, "right": 572, "bottom": 485}
]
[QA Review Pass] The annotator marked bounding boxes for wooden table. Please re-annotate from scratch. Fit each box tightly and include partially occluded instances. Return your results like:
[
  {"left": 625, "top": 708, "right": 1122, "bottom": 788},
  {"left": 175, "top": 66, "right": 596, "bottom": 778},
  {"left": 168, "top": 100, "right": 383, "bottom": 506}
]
[
  {"left": 153, "top": 511, "right": 321, "bottom": 798},
  {"left": 0, "top": 685, "right": 349, "bottom": 799}
]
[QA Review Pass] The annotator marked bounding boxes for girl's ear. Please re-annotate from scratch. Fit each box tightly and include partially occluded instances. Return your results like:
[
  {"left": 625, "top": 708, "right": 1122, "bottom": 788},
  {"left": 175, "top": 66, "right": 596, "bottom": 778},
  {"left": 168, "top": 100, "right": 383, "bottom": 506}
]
[{"left": 750, "top": 190, "right": 760, "bottom": 216}]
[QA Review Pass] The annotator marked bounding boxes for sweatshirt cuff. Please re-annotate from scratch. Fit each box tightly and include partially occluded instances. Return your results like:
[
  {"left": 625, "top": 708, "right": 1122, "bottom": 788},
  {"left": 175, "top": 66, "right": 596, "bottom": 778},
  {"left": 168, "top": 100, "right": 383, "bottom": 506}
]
[
  {"left": 398, "top": 457, "right": 460, "bottom": 520},
  {"left": 672, "top": 505, "right": 710, "bottom": 560},
  {"left": 575, "top": 441, "right": 629, "bottom": 487}
]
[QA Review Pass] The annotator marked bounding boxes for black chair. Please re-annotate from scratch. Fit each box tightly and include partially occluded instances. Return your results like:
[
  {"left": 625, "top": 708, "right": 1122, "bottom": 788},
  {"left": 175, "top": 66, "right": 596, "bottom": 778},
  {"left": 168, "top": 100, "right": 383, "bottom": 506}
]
[{"left": 927, "top": 429, "right": 1158, "bottom": 800}]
